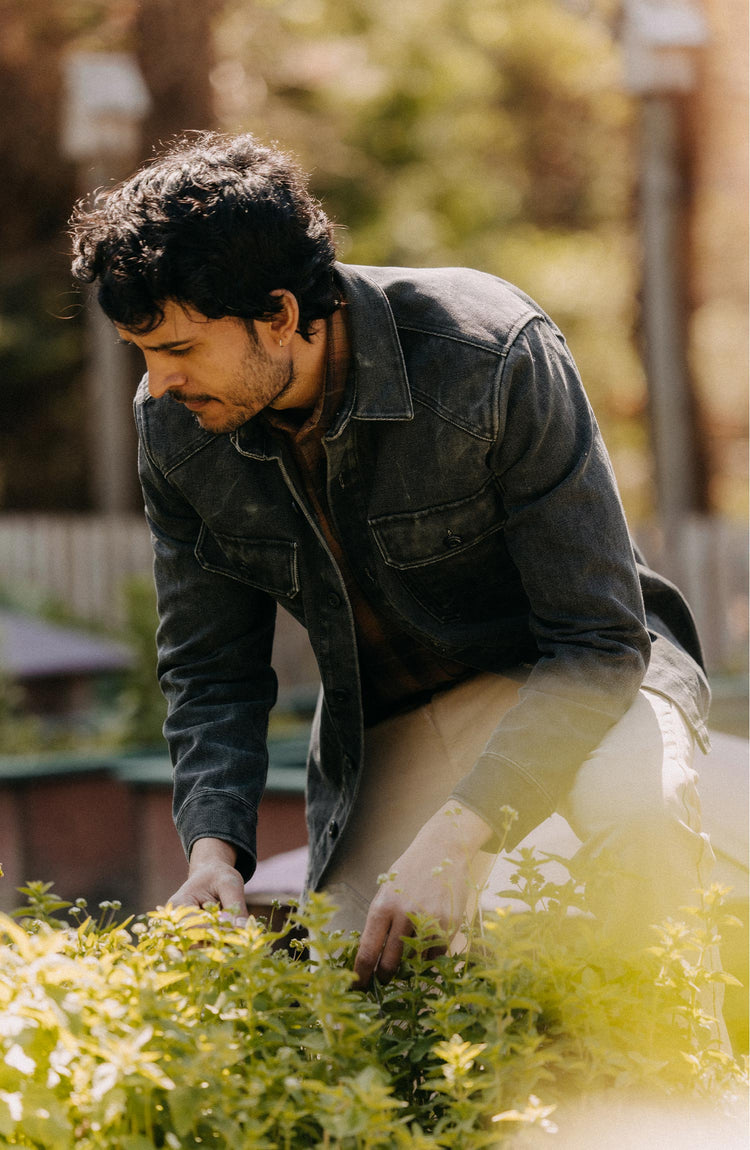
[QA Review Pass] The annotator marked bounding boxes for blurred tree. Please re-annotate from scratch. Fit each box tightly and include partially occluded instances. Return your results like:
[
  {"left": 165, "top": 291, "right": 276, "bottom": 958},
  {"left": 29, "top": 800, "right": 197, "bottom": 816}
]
[
  {"left": 213, "top": 0, "right": 649, "bottom": 516},
  {"left": 135, "top": 0, "right": 221, "bottom": 152},
  {"left": 0, "top": 1, "right": 111, "bottom": 254},
  {"left": 0, "top": 0, "right": 219, "bottom": 510},
  {"left": 0, "top": 0, "right": 649, "bottom": 515},
  {"left": 0, "top": 0, "right": 104, "bottom": 508}
]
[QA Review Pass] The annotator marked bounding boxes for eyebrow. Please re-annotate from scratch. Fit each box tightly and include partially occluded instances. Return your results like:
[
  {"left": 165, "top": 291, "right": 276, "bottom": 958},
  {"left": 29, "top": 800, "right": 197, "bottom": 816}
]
[{"left": 118, "top": 336, "right": 193, "bottom": 351}]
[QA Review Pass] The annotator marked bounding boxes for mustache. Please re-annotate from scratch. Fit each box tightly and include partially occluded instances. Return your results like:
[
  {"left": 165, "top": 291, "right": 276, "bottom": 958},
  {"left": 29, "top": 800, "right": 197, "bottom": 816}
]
[{"left": 168, "top": 390, "right": 214, "bottom": 405}]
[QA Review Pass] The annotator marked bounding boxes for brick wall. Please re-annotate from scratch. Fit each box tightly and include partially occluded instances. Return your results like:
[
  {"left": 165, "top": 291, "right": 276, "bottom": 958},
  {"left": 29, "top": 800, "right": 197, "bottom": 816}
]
[{"left": 0, "top": 757, "right": 307, "bottom": 917}]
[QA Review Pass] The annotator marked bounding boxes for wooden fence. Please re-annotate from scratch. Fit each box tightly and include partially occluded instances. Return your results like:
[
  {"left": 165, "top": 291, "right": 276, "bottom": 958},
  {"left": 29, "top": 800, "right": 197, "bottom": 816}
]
[
  {"left": 0, "top": 512, "right": 746, "bottom": 673},
  {"left": 634, "top": 516, "right": 748, "bottom": 674},
  {"left": 0, "top": 514, "right": 154, "bottom": 626}
]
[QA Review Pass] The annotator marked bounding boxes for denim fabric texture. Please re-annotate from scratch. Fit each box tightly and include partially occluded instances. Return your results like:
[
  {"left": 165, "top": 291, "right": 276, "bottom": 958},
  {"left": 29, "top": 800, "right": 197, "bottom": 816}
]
[{"left": 134, "top": 263, "right": 710, "bottom": 889}]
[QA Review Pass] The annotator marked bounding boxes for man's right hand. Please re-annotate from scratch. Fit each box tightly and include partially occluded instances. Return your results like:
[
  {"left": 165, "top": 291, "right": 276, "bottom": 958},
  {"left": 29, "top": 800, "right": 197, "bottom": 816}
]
[{"left": 167, "top": 836, "right": 248, "bottom": 919}]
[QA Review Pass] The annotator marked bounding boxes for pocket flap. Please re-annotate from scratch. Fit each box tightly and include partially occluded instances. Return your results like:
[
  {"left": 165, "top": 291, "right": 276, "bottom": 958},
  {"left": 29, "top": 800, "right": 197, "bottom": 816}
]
[
  {"left": 196, "top": 525, "right": 299, "bottom": 598},
  {"left": 369, "top": 481, "right": 503, "bottom": 569}
]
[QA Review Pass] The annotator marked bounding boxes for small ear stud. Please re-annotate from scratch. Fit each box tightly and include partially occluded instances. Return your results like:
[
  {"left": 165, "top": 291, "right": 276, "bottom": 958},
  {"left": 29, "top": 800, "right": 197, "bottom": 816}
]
[{"left": 279, "top": 339, "right": 284, "bottom": 347}]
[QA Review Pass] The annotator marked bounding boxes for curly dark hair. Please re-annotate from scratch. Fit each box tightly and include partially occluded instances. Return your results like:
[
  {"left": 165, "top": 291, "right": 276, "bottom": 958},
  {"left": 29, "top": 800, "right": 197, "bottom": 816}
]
[{"left": 70, "top": 132, "right": 339, "bottom": 338}]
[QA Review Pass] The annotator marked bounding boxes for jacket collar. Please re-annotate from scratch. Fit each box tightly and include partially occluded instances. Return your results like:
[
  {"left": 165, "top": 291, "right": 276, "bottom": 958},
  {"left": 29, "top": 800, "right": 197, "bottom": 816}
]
[
  {"left": 232, "top": 262, "right": 413, "bottom": 458},
  {"left": 332, "top": 262, "right": 413, "bottom": 424}
]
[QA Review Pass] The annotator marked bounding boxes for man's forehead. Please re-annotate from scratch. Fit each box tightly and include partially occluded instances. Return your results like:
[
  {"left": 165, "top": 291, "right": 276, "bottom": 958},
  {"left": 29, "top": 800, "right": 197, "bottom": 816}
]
[{"left": 115, "top": 301, "right": 221, "bottom": 344}]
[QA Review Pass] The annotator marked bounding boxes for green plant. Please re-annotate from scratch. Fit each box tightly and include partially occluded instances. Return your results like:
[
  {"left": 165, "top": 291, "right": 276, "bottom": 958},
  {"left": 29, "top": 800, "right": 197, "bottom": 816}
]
[
  {"left": 0, "top": 664, "right": 46, "bottom": 754},
  {"left": 0, "top": 853, "right": 745, "bottom": 1148},
  {"left": 113, "top": 577, "right": 167, "bottom": 750}
]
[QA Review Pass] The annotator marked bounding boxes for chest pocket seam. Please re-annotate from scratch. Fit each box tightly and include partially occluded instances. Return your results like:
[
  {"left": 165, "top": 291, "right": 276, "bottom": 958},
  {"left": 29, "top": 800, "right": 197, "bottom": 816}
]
[
  {"left": 369, "top": 480, "right": 505, "bottom": 570},
  {"left": 195, "top": 524, "right": 300, "bottom": 598}
]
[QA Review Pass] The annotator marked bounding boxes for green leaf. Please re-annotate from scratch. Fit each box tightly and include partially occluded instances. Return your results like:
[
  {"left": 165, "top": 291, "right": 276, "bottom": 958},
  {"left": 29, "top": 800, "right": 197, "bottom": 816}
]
[{"left": 168, "top": 1086, "right": 203, "bottom": 1138}]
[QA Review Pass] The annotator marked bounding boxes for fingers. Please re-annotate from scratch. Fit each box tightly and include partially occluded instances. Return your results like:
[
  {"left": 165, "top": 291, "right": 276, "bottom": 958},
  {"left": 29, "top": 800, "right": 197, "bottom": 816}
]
[
  {"left": 166, "top": 879, "right": 202, "bottom": 909},
  {"left": 353, "top": 901, "right": 412, "bottom": 989},
  {"left": 375, "top": 916, "right": 411, "bottom": 983},
  {"left": 168, "top": 863, "right": 248, "bottom": 922},
  {"left": 214, "top": 871, "right": 249, "bottom": 918}
]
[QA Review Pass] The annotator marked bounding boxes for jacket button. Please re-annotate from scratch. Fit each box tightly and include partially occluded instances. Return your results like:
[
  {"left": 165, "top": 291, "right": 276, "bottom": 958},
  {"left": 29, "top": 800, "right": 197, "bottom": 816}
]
[
  {"left": 331, "top": 688, "right": 350, "bottom": 704},
  {"left": 328, "top": 819, "right": 339, "bottom": 839},
  {"left": 444, "top": 530, "right": 463, "bottom": 548},
  {"left": 327, "top": 592, "right": 342, "bottom": 608}
]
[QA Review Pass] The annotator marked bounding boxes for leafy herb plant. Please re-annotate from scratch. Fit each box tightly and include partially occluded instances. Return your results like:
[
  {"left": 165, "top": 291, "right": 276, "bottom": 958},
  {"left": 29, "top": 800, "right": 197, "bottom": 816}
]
[{"left": 0, "top": 855, "right": 745, "bottom": 1148}]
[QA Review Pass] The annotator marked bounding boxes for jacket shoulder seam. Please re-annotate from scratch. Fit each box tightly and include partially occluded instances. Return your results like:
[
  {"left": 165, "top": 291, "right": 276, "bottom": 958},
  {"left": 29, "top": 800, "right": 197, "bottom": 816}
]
[
  {"left": 411, "top": 390, "right": 494, "bottom": 442},
  {"left": 396, "top": 308, "right": 542, "bottom": 356}
]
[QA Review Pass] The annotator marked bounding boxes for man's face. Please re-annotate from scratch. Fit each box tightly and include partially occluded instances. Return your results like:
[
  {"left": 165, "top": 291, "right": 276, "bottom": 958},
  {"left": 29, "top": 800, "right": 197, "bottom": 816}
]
[{"left": 116, "top": 301, "right": 298, "bottom": 434}]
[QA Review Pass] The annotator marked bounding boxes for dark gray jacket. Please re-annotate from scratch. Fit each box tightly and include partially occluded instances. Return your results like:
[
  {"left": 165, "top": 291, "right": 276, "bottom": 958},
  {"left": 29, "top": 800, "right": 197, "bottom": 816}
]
[{"left": 134, "top": 263, "right": 710, "bottom": 889}]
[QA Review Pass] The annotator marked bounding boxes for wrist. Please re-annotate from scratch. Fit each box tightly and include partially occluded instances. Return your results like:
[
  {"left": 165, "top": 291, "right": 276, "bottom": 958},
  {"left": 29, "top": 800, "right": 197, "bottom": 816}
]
[
  {"left": 189, "top": 837, "right": 238, "bottom": 870},
  {"left": 431, "top": 802, "right": 493, "bottom": 854}
]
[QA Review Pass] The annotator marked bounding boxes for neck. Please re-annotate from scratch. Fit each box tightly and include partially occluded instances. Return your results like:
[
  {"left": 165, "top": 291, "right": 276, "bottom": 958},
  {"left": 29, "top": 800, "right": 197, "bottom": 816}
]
[{"left": 276, "top": 319, "right": 328, "bottom": 414}]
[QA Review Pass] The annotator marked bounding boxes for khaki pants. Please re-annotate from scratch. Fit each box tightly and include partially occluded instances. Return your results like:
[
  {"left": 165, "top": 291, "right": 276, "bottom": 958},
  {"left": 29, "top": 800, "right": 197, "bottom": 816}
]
[{"left": 322, "top": 672, "right": 714, "bottom": 945}]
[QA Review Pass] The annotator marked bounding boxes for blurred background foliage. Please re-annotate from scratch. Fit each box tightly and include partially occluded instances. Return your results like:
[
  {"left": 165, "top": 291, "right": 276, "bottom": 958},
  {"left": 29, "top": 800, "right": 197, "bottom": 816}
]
[
  {"left": 218, "top": 0, "right": 650, "bottom": 511},
  {"left": 0, "top": 0, "right": 656, "bottom": 516}
]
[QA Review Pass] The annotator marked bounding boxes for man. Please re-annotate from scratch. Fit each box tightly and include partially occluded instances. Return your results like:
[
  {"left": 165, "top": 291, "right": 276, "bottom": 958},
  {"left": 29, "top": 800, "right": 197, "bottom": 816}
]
[{"left": 70, "top": 132, "right": 713, "bottom": 988}]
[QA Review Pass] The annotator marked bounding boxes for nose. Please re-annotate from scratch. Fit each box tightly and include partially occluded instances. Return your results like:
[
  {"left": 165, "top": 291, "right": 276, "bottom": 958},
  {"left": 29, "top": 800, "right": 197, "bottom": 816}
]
[{"left": 147, "top": 364, "right": 188, "bottom": 400}]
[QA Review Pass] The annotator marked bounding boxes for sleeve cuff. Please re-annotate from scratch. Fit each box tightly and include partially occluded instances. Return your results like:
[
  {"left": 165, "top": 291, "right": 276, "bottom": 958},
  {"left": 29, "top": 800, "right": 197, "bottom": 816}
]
[
  {"left": 176, "top": 788, "right": 259, "bottom": 883},
  {"left": 451, "top": 752, "right": 555, "bottom": 853}
]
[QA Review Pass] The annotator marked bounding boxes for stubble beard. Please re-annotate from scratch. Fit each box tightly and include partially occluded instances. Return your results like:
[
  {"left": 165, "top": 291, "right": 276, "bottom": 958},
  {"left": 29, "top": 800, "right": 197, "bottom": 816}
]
[{"left": 183, "top": 342, "right": 296, "bottom": 434}]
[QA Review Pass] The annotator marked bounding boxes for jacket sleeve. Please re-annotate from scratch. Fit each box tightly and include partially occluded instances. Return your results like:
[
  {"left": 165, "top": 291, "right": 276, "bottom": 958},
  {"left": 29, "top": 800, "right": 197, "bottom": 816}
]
[
  {"left": 452, "top": 318, "right": 651, "bottom": 849},
  {"left": 137, "top": 432, "right": 278, "bottom": 882}
]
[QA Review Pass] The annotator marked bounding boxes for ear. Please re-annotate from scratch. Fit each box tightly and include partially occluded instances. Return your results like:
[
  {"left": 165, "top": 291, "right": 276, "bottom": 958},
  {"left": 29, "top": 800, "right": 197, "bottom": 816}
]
[{"left": 255, "top": 289, "right": 300, "bottom": 351}]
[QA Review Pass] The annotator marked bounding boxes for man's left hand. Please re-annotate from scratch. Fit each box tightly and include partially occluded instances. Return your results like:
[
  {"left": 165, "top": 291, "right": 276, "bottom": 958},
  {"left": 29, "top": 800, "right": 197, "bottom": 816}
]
[{"left": 352, "top": 803, "right": 492, "bottom": 988}]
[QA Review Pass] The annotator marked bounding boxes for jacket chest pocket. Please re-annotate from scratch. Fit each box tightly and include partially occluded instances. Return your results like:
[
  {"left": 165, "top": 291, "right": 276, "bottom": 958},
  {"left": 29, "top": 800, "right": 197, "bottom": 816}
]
[
  {"left": 195, "top": 525, "right": 300, "bottom": 600},
  {"left": 369, "top": 481, "right": 510, "bottom": 621}
]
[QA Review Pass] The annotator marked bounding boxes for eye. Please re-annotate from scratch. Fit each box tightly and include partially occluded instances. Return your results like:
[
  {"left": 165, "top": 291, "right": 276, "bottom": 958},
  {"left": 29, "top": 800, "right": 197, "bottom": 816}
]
[{"left": 166, "top": 347, "right": 192, "bottom": 357}]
